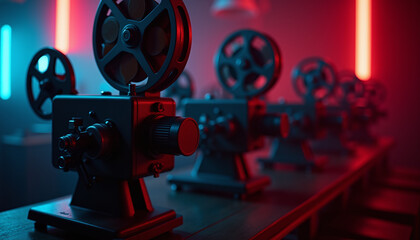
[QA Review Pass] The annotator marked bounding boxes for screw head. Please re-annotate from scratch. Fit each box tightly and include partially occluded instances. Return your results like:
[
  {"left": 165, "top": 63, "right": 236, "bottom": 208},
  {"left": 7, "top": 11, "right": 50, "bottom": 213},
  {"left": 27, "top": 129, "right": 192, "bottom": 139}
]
[{"left": 122, "top": 24, "right": 140, "bottom": 47}]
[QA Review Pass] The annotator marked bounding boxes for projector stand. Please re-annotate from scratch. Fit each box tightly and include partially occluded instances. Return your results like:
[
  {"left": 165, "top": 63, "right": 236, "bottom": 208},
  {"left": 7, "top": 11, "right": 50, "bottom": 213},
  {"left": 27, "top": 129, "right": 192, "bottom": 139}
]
[
  {"left": 168, "top": 151, "right": 270, "bottom": 198},
  {"left": 259, "top": 139, "right": 327, "bottom": 171},
  {"left": 28, "top": 178, "right": 182, "bottom": 240}
]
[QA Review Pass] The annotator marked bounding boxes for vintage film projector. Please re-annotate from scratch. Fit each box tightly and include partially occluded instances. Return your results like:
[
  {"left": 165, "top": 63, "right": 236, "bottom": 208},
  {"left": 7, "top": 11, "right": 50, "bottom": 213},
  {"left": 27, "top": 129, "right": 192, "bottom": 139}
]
[
  {"left": 259, "top": 57, "right": 343, "bottom": 170},
  {"left": 168, "top": 29, "right": 289, "bottom": 198},
  {"left": 27, "top": 0, "right": 200, "bottom": 239},
  {"left": 345, "top": 80, "right": 387, "bottom": 144},
  {"left": 309, "top": 70, "right": 365, "bottom": 154}
]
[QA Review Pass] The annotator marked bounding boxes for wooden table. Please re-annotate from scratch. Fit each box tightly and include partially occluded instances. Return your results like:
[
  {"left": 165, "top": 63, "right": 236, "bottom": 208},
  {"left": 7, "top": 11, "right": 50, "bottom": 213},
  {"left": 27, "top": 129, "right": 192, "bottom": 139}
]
[{"left": 0, "top": 138, "right": 394, "bottom": 240}]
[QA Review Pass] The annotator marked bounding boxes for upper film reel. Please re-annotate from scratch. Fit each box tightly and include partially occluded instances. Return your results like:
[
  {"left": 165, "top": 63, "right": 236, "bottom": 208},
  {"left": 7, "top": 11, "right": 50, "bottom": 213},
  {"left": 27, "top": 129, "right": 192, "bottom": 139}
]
[
  {"left": 215, "top": 29, "right": 282, "bottom": 99},
  {"left": 292, "top": 57, "right": 337, "bottom": 102},
  {"left": 26, "top": 48, "right": 77, "bottom": 120},
  {"left": 93, "top": 0, "right": 192, "bottom": 94},
  {"left": 336, "top": 71, "right": 365, "bottom": 105}
]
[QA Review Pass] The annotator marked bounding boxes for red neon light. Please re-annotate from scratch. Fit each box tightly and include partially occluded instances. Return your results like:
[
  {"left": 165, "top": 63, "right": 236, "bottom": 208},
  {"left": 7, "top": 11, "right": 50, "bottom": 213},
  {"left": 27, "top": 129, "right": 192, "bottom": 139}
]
[
  {"left": 55, "top": 0, "right": 70, "bottom": 54},
  {"left": 356, "top": 0, "right": 371, "bottom": 81}
]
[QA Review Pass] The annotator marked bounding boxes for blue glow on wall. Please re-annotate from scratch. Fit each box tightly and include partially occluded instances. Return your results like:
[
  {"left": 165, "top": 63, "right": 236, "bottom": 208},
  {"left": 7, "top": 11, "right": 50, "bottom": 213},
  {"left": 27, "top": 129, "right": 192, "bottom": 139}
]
[
  {"left": 38, "top": 55, "right": 49, "bottom": 73},
  {"left": 1, "top": 24, "right": 11, "bottom": 100}
]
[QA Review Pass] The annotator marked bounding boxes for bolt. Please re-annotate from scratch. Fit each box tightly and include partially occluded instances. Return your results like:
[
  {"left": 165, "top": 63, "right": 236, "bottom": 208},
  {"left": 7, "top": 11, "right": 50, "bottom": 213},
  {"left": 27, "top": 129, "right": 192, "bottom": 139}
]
[
  {"left": 213, "top": 107, "right": 221, "bottom": 115},
  {"left": 236, "top": 58, "right": 250, "bottom": 70},
  {"left": 152, "top": 102, "right": 164, "bottom": 112},
  {"left": 122, "top": 24, "right": 140, "bottom": 47},
  {"left": 151, "top": 162, "right": 163, "bottom": 178},
  {"left": 89, "top": 111, "right": 96, "bottom": 119}
]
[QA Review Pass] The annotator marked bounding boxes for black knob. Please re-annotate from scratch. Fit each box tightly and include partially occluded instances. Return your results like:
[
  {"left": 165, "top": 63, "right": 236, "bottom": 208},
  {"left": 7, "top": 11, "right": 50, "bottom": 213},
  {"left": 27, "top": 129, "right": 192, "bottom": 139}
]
[
  {"left": 122, "top": 24, "right": 140, "bottom": 47},
  {"left": 58, "top": 155, "right": 73, "bottom": 171},
  {"left": 150, "top": 116, "right": 199, "bottom": 156},
  {"left": 85, "top": 121, "right": 116, "bottom": 159}
]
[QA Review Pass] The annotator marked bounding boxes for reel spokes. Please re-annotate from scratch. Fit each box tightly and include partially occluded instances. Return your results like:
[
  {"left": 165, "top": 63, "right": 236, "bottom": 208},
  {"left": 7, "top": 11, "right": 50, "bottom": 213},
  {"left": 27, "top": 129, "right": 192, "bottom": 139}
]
[
  {"left": 215, "top": 29, "right": 282, "bottom": 98},
  {"left": 93, "top": 0, "right": 191, "bottom": 94},
  {"left": 26, "top": 48, "right": 76, "bottom": 119},
  {"left": 292, "top": 57, "right": 337, "bottom": 102}
]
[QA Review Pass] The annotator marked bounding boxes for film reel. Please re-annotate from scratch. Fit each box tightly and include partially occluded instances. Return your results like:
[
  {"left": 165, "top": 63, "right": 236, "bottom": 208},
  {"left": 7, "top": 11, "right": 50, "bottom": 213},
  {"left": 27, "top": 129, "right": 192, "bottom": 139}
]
[
  {"left": 292, "top": 57, "right": 337, "bottom": 101},
  {"left": 215, "top": 29, "right": 282, "bottom": 98},
  {"left": 162, "top": 71, "right": 194, "bottom": 108},
  {"left": 364, "top": 81, "right": 387, "bottom": 106},
  {"left": 93, "top": 0, "right": 192, "bottom": 94},
  {"left": 336, "top": 71, "right": 365, "bottom": 104},
  {"left": 26, "top": 48, "right": 77, "bottom": 120}
]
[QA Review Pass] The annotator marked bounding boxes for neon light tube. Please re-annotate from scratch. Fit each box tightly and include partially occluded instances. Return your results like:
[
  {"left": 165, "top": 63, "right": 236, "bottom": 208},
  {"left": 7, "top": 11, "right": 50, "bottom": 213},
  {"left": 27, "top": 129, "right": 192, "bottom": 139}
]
[
  {"left": 55, "top": 0, "right": 70, "bottom": 53},
  {"left": 1, "top": 25, "right": 11, "bottom": 100},
  {"left": 356, "top": 0, "right": 371, "bottom": 81}
]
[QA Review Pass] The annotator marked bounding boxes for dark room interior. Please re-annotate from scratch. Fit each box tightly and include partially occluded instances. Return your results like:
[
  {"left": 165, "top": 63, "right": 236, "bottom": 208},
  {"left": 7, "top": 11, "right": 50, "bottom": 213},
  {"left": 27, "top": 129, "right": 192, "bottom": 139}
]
[{"left": 0, "top": 0, "right": 419, "bottom": 239}]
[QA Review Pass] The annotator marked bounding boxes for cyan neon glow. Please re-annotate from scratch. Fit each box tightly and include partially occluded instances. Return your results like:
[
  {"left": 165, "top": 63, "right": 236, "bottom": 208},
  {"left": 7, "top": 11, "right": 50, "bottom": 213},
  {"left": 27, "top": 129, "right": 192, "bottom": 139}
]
[
  {"left": 1, "top": 24, "right": 11, "bottom": 100},
  {"left": 38, "top": 55, "right": 49, "bottom": 73}
]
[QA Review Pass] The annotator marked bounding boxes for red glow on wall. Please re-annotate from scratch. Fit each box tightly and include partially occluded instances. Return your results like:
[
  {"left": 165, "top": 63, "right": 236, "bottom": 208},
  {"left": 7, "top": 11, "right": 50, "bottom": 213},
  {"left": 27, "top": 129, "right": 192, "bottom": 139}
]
[
  {"left": 356, "top": 0, "right": 371, "bottom": 81},
  {"left": 55, "top": 0, "right": 70, "bottom": 54}
]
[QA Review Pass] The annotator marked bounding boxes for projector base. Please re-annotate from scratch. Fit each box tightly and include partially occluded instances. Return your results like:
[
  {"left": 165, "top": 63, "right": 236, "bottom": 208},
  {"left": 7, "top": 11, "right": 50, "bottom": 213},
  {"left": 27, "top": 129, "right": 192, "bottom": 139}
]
[
  {"left": 259, "top": 139, "right": 328, "bottom": 171},
  {"left": 311, "top": 133, "right": 353, "bottom": 155},
  {"left": 28, "top": 197, "right": 182, "bottom": 240},
  {"left": 168, "top": 174, "right": 270, "bottom": 198}
]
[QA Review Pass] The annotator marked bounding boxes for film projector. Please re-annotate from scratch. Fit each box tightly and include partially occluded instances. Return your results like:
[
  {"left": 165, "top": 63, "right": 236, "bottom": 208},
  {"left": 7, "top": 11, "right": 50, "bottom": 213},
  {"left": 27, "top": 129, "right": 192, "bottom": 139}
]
[
  {"left": 309, "top": 70, "right": 365, "bottom": 154},
  {"left": 168, "top": 29, "right": 289, "bottom": 197},
  {"left": 345, "top": 80, "right": 387, "bottom": 144},
  {"left": 26, "top": 0, "right": 200, "bottom": 239},
  {"left": 259, "top": 57, "right": 342, "bottom": 169}
]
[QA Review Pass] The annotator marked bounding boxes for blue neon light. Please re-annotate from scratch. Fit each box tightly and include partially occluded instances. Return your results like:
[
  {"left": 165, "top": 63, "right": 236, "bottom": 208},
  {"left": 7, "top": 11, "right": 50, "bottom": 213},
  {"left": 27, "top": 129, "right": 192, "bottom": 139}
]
[{"left": 1, "top": 25, "right": 11, "bottom": 100}]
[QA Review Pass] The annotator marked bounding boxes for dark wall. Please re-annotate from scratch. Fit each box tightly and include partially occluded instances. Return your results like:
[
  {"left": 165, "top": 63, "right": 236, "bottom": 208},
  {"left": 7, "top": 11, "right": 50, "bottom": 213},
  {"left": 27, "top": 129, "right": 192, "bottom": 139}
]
[{"left": 371, "top": 0, "right": 420, "bottom": 168}]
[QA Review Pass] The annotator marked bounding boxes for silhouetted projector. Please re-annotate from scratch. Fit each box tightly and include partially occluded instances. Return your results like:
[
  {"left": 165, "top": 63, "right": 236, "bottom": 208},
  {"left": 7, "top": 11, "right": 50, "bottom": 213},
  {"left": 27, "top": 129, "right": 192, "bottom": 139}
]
[
  {"left": 168, "top": 29, "right": 289, "bottom": 198},
  {"left": 259, "top": 57, "right": 341, "bottom": 170},
  {"left": 310, "top": 70, "right": 365, "bottom": 155},
  {"left": 345, "top": 80, "right": 387, "bottom": 144},
  {"left": 27, "top": 0, "right": 199, "bottom": 239}
]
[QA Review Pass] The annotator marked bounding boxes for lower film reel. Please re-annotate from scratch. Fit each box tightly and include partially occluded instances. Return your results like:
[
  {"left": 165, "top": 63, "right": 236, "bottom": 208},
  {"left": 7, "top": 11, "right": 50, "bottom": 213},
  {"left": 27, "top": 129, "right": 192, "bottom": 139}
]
[
  {"left": 26, "top": 48, "right": 77, "bottom": 120},
  {"left": 292, "top": 57, "right": 337, "bottom": 102},
  {"left": 162, "top": 70, "right": 194, "bottom": 109},
  {"left": 215, "top": 29, "right": 282, "bottom": 99}
]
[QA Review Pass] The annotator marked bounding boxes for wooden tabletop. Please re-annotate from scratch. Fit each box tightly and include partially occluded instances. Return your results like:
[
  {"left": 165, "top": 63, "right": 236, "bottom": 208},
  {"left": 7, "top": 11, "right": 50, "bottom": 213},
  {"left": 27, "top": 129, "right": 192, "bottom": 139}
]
[{"left": 0, "top": 137, "right": 394, "bottom": 240}]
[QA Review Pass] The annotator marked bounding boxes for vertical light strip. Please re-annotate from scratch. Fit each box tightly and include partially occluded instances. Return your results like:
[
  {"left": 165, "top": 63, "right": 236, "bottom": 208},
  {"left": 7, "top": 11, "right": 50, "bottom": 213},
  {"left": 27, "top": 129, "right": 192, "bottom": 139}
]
[
  {"left": 1, "top": 25, "right": 11, "bottom": 100},
  {"left": 356, "top": 0, "right": 371, "bottom": 81},
  {"left": 55, "top": 0, "right": 70, "bottom": 53}
]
